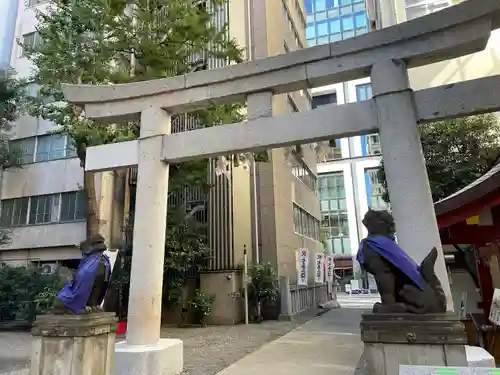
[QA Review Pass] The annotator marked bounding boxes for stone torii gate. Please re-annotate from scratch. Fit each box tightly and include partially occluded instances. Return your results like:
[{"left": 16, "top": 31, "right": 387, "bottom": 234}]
[{"left": 62, "top": 0, "right": 500, "bottom": 373}]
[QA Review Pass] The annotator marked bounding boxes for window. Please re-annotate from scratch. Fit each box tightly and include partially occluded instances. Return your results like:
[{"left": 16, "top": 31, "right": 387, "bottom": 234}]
[
  {"left": 12, "top": 198, "right": 29, "bottom": 226},
  {"left": 283, "top": 4, "right": 304, "bottom": 49},
  {"left": 312, "top": 93, "right": 337, "bottom": 108},
  {"left": 60, "top": 191, "right": 86, "bottom": 222},
  {"left": 355, "top": 84, "right": 382, "bottom": 156},
  {"left": 291, "top": 157, "right": 317, "bottom": 192},
  {"left": 10, "top": 134, "right": 77, "bottom": 164},
  {"left": 25, "top": 0, "right": 48, "bottom": 6},
  {"left": 293, "top": 204, "right": 320, "bottom": 241},
  {"left": 29, "top": 194, "right": 54, "bottom": 224},
  {"left": 318, "top": 172, "right": 350, "bottom": 255},
  {"left": 365, "top": 169, "right": 390, "bottom": 211},
  {"left": 0, "top": 200, "right": 16, "bottom": 227},
  {"left": 404, "top": 0, "right": 452, "bottom": 20},
  {"left": 306, "top": 0, "right": 368, "bottom": 46},
  {"left": 10, "top": 137, "right": 35, "bottom": 164},
  {"left": 355, "top": 83, "right": 372, "bottom": 101},
  {"left": 21, "top": 32, "right": 42, "bottom": 56},
  {"left": 306, "top": 24, "right": 316, "bottom": 39},
  {"left": 318, "top": 139, "right": 342, "bottom": 162},
  {"left": 364, "top": 134, "right": 382, "bottom": 155},
  {"left": 35, "top": 135, "right": 66, "bottom": 162},
  {"left": 0, "top": 191, "right": 85, "bottom": 227}
]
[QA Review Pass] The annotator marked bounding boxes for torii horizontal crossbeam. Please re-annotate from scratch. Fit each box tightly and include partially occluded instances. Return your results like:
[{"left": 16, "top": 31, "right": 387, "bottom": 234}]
[
  {"left": 62, "top": 0, "right": 500, "bottom": 123},
  {"left": 84, "top": 74, "right": 500, "bottom": 171}
]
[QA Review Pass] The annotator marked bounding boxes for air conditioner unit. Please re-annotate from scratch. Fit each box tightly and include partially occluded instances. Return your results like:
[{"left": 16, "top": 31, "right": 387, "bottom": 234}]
[{"left": 40, "top": 263, "right": 58, "bottom": 275}]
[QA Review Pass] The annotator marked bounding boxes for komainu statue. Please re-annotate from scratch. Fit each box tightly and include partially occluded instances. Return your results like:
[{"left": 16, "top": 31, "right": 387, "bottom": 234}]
[
  {"left": 357, "top": 209, "right": 446, "bottom": 314},
  {"left": 53, "top": 234, "right": 111, "bottom": 314}
]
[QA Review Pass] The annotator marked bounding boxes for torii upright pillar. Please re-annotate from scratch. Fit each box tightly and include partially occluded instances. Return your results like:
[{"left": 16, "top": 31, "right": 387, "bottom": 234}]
[
  {"left": 114, "top": 107, "right": 183, "bottom": 375},
  {"left": 371, "top": 59, "right": 453, "bottom": 310}
]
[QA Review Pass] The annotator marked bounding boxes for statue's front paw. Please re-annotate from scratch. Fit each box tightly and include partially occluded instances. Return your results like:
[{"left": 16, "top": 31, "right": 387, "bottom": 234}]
[
  {"left": 373, "top": 302, "right": 408, "bottom": 313},
  {"left": 84, "top": 306, "right": 93, "bottom": 314}
]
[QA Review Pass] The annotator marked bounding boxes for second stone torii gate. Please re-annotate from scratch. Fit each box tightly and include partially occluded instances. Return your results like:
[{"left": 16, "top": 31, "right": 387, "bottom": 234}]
[{"left": 62, "top": 1, "right": 500, "bottom": 373}]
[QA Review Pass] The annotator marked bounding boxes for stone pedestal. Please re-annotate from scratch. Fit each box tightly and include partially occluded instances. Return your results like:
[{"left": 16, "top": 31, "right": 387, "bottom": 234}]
[
  {"left": 31, "top": 312, "right": 116, "bottom": 375},
  {"left": 359, "top": 313, "right": 467, "bottom": 375}
]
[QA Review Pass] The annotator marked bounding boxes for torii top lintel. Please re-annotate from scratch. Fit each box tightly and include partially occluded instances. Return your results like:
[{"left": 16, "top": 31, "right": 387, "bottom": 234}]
[{"left": 62, "top": 0, "right": 500, "bottom": 123}]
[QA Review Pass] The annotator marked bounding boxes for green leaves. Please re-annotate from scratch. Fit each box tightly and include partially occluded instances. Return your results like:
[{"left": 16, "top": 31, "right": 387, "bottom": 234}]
[
  {"left": 0, "top": 70, "right": 27, "bottom": 173},
  {"left": 164, "top": 205, "right": 211, "bottom": 273},
  {"left": 23, "top": 0, "right": 244, "bottom": 180},
  {"left": 378, "top": 114, "right": 500, "bottom": 203},
  {"left": 0, "top": 264, "right": 65, "bottom": 322}
]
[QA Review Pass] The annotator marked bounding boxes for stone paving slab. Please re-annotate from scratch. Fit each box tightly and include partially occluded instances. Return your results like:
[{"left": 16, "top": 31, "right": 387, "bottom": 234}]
[{"left": 214, "top": 308, "right": 364, "bottom": 375}]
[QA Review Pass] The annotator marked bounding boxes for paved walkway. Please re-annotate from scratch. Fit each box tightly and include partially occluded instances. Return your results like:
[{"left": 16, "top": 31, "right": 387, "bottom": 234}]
[
  {"left": 214, "top": 308, "right": 365, "bottom": 375},
  {"left": 0, "top": 303, "right": 366, "bottom": 375},
  {"left": 0, "top": 332, "right": 30, "bottom": 375}
]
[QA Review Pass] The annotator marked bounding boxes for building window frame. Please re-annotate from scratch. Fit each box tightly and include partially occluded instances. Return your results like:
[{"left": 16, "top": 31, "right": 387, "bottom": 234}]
[
  {"left": 25, "top": 0, "right": 49, "bottom": 7},
  {"left": 404, "top": 0, "right": 453, "bottom": 21},
  {"left": 60, "top": 191, "right": 86, "bottom": 222},
  {"left": 20, "top": 32, "right": 42, "bottom": 57},
  {"left": 10, "top": 134, "right": 77, "bottom": 165},
  {"left": 291, "top": 154, "right": 318, "bottom": 193},
  {"left": 0, "top": 191, "right": 86, "bottom": 228},
  {"left": 293, "top": 203, "right": 320, "bottom": 241}
]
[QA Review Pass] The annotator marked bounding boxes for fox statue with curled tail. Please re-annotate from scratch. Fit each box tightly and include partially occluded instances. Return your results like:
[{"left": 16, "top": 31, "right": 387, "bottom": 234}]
[{"left": 357, "top": 209, "right": 446, "bottom": 314}]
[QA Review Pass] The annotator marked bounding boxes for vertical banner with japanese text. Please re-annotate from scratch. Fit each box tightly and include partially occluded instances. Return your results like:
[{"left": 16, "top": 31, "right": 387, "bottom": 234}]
[
  {"left": 298, "top": 248, "right": 309, "bottom": 286},
  {"left": 326, "top": 255, "right": 334, "bottom": 283},
  {"left": 315, "top": 253, "right": 325, "bottom": 284}
]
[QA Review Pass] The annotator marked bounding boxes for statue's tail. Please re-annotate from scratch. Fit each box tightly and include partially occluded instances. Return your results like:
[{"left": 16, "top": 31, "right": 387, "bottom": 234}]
[
  {"left": 420, "top": 247, "right": 447, "bottom": 310},
  {"left": 420, "top": 247, "right": 438, "bottom": 282}
]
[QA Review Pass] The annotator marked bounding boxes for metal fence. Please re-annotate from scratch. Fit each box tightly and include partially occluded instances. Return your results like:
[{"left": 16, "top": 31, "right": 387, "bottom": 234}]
[{"left": 279, "top": 276, "right": 335, "bottom": 319}]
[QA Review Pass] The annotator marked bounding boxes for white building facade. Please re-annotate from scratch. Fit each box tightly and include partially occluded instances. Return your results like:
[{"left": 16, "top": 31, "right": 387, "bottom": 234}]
[
  {"left": 0, "top": 0, "right": 19, "bottom": 69},
  {"left": 1, "top": 0, "right": 98, "bottom": 266}
]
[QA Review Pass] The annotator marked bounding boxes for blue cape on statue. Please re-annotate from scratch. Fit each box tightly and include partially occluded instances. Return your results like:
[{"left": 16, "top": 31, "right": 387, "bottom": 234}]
[
  {"left": 56, "top": 253, "right": 111, "bottom": 314},
  {"left": 357, "top": 235, "right": 425, "bottom": 290}
]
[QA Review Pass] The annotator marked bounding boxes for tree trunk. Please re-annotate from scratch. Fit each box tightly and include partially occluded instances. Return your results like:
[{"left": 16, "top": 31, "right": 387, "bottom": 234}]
[{"left": 84, "top": 170, "right": 100, "bottom": 236}]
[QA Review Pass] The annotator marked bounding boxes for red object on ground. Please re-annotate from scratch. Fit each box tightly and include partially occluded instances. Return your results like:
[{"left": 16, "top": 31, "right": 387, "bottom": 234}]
[{"left": 116, "top": 321, "right": 127, "bottom": 335}]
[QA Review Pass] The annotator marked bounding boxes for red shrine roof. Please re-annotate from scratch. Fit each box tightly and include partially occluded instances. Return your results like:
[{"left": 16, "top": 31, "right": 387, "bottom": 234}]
[{"left": 434, "top": 160, "right": 500, "bottom": 228}]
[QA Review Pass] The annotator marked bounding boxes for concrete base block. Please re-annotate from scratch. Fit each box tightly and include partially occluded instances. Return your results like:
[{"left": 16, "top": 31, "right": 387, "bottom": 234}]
[
  {"left": 465, "top": 345, "right": 495, "bottom": 367},
  {"left": 360, "top": 313, "right": 468, "bottom": 375},
  {"left": 115, "top": 338, "right": 183, "bottom": 375}
]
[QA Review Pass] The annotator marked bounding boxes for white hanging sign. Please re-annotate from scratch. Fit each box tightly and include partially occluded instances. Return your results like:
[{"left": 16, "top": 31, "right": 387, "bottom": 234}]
[
  {"left": 297, "top": 248, "right": 309, "bottom": 286},
  {"left": 326, "top": 255, "right": 334, "bottom": 283},
  {"left": 489, "top": 288, "right": 500, "bottom": 326},
  {"left": 315, "top": 253, "right": 325, "bottom": 284}
]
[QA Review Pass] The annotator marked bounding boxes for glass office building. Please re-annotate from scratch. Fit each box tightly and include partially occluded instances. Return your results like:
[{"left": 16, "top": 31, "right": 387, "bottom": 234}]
[
  {"left": 307, "top": 0, "right": 383, "bottom": 260},
  {"left": 305, "top": 0, "right": 369, "bottom": 46}
]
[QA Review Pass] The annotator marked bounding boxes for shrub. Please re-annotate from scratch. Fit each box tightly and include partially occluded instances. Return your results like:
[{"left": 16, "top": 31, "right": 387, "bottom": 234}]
[
  {"left": 188, "top": 290, "right": 215, "bottom": 326},
  {"left": 0, "top": 263, "right": 64, "bottom": 322}
]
